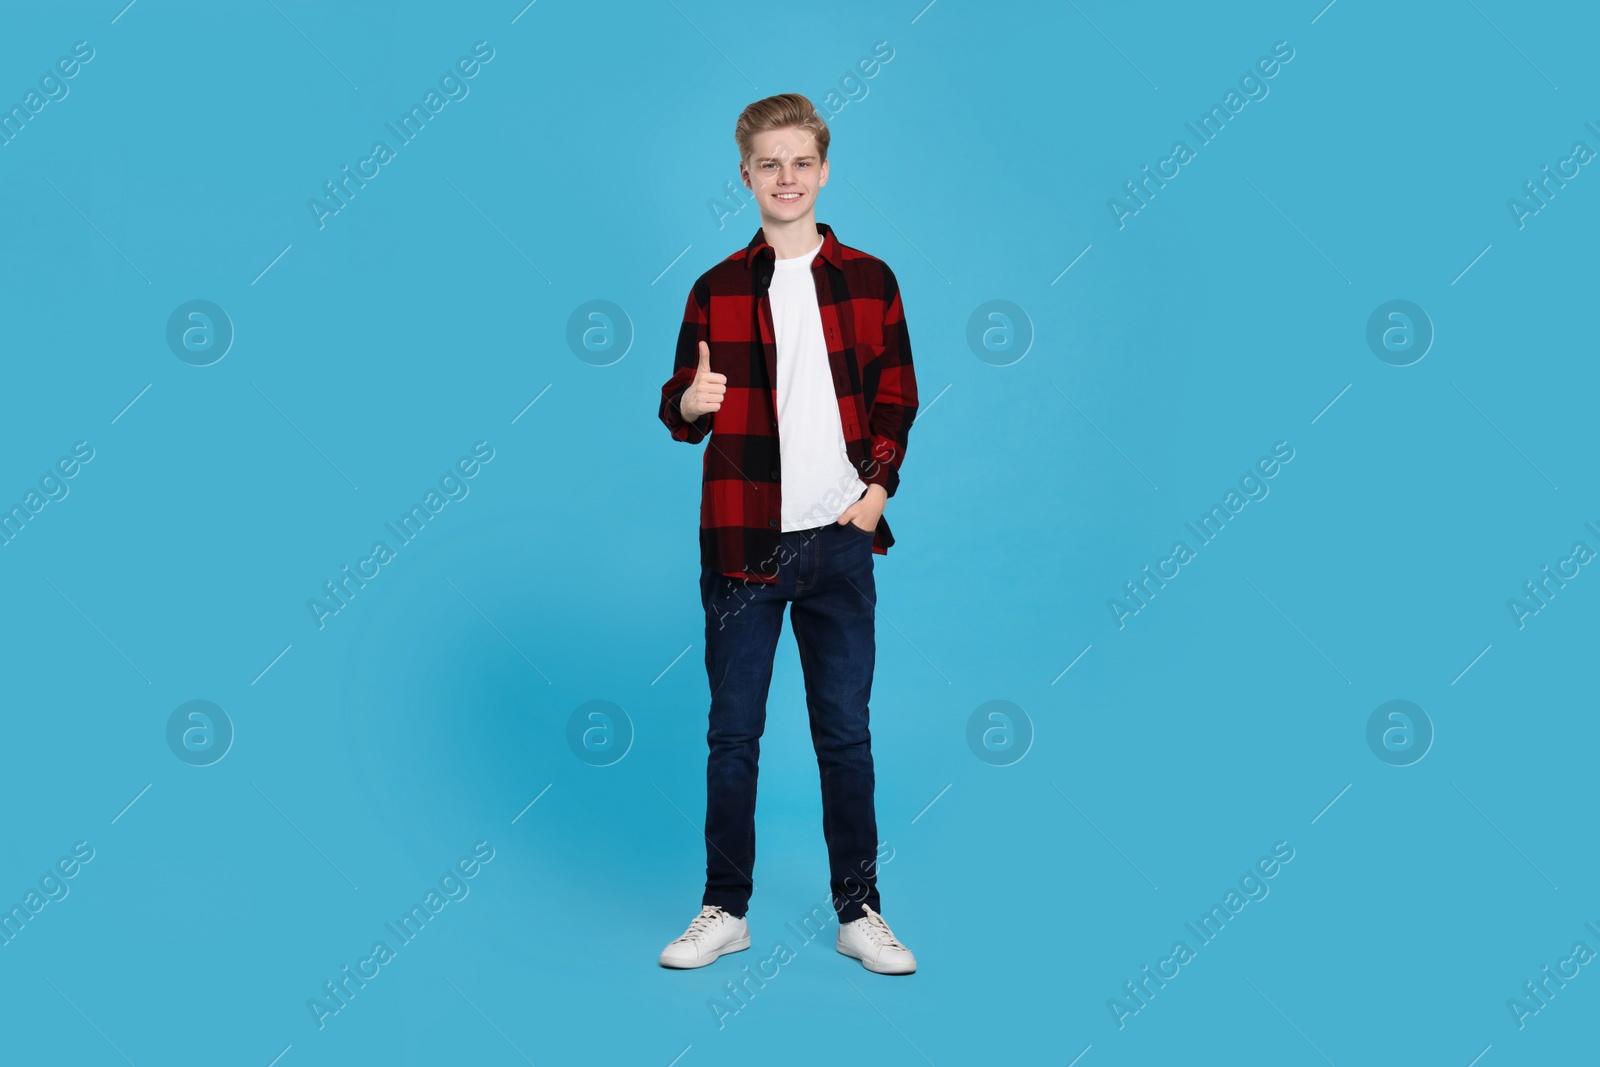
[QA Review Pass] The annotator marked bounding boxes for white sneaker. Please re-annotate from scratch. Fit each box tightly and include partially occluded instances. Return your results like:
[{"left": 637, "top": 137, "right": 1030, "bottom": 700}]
[
  {"left": 837, "top": 904, "right": 916, "bottom": 974},
  {"left": 658, "top": 905, "right": 750, "bottom": 969}
]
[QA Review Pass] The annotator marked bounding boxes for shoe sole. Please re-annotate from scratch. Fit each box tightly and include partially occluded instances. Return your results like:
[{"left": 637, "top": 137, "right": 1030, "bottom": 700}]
[
  {"left": 659, "top": 933, "right": 750, "bottom": 969},
  {"left": 836, "top": 943, "right": 916, "bottom": 975}
]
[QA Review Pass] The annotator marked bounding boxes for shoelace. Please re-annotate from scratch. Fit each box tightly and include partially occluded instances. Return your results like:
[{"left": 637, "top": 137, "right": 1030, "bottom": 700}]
[
  {"left": 856, "top": 906, "right": 907, "bottom": 950},
  {"left": 674, "top": 905, "right": 729, "bottom": 943}
]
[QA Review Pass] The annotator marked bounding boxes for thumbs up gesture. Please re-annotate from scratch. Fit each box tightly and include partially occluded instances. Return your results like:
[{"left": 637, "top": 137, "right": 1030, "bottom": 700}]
[{"left": 679, "top": 340, "right": 726, "bottom": 423}]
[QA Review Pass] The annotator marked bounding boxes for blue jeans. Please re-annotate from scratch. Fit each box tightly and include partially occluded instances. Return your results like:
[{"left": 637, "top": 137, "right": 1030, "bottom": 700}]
[{"left": 699, "top": 517, "right": 881, "bottom": 924}]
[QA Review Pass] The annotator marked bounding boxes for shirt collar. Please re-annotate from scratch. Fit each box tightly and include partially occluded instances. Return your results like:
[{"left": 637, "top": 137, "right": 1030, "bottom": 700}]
[{"left": 744, "top": 221, "right": 843, "bottom": 270}]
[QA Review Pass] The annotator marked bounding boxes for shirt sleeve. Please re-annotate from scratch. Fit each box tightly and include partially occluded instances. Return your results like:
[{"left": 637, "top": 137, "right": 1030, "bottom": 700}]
[
  {"left": 659, "top": 274, "right": 713, "bottom": 444},
  {"left": 861, "top": 263, "right": 918, "bottom": 498}
]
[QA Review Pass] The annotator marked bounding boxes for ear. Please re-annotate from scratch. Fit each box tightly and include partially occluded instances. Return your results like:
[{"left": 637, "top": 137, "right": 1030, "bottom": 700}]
[{"left": 818, "top": 157, "right": 829, "bottom": 188}]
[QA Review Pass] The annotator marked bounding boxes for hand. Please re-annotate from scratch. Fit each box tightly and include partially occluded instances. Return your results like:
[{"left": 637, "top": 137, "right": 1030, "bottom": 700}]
[
  {"left": 679, "top": 340, "right": 726, "bottom": 423},
  {"left": 838, "top": 484, "right": 887, "bottom": 533}
]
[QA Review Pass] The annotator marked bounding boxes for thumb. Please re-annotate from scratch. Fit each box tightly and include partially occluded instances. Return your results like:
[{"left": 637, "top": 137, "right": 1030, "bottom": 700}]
[{"left": 696, "top": 340, "right": 711, "bottom": 374}]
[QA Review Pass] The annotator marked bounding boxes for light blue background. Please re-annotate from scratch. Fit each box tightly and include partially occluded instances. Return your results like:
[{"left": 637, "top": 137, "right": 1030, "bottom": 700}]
[{"left": 1, "top": 1, "right": 1595, "bottom": 1064}]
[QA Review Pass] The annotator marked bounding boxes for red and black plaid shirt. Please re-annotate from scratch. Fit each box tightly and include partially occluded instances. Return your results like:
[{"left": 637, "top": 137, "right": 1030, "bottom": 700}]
[{"left": 658, "top": 221, "right": 919, "bottom": 584}]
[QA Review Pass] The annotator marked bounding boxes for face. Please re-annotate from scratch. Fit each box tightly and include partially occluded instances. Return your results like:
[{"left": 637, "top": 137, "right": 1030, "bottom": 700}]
[{"left": 741, "top": 126, "right": 828, "bottom": 223}]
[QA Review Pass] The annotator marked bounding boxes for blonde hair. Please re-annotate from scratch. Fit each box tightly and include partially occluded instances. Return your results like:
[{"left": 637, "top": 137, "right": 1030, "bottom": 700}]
[{"left": 734, "top": 93, "right": 831, "bottom": 166}]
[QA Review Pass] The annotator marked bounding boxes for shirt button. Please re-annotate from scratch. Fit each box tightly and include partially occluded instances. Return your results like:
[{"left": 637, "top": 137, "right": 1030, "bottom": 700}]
[
  {"left": 769, "top": 469, "right": 778, "bottom": 478},
  {"left": 768, "top": 519, "right": 779, "bottom": 528}
]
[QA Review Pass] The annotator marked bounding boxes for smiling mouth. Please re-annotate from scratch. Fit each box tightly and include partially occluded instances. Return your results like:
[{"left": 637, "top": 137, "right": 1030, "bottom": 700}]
[{"left": 774, "top": 192, "right": 802, "bottom": 201}]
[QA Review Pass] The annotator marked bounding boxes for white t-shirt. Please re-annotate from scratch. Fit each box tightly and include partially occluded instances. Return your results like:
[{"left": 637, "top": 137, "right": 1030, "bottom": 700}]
[{"left": 770, "top": 237, "right": 867, "bottom": 531}]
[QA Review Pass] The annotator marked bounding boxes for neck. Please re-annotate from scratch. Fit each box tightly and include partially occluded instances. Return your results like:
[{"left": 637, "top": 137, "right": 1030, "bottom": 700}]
[{"left": 762, "top": 214, "right": 822, "bottom": 260}]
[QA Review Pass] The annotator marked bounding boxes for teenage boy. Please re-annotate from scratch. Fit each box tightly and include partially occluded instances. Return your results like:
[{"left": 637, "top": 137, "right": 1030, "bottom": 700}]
[{"left": 655, "top": 94, "right": 920, "bottom": 975}]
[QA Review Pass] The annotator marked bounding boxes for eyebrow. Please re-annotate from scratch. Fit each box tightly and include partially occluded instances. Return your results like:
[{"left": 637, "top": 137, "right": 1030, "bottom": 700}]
[{"left": 756, "top": 154, "right": 818, "bottom": 163}]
